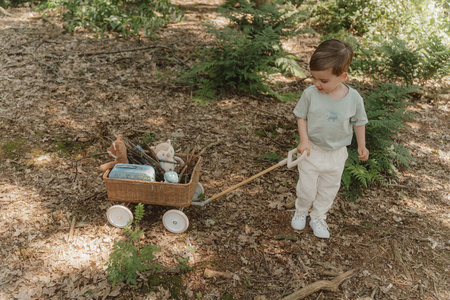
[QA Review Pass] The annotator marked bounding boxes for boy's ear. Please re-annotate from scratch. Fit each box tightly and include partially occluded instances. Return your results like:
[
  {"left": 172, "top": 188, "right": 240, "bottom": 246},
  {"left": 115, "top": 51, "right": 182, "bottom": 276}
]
[{"left": 339, "top": 72, "right": 348, "bottom": 81}]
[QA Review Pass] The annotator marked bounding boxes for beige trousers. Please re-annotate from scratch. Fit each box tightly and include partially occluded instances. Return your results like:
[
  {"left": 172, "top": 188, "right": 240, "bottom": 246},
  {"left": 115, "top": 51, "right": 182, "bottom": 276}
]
[{"left": 295, "top": 143, "right": 348, "bottom": 219}]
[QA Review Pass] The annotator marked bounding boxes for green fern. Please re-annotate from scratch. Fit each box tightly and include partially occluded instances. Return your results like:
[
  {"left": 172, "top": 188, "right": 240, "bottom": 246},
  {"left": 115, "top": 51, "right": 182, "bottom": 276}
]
[
  {"left": 342, "top": 83, "right": 420, "bottom": 198},
  {"left": 181, "top": 0, "right": 308, "bottom": 101},
  {"left": 134, "top": 203, "right": 145, "bottom": 224},
  {"left": 106, "top": 203, "right": 161, "bottom": 286}
]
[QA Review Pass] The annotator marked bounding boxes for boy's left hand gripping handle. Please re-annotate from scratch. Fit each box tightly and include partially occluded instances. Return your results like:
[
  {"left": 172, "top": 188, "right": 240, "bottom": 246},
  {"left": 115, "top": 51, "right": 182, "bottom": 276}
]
[{"left": 279, "top": 149, "right": 307, "bottom": 168}]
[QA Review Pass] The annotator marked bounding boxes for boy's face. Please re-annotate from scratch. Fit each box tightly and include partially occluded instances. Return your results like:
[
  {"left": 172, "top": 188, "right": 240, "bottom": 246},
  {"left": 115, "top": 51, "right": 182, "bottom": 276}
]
[{"left": 310, "top": 69, "right": 347, "bottom": 94}]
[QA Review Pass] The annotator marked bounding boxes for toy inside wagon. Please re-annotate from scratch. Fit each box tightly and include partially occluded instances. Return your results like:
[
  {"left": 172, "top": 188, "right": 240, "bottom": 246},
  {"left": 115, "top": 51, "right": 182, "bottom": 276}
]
[{"left": 101, "top": 135, "right": 306, "bottom": 234}]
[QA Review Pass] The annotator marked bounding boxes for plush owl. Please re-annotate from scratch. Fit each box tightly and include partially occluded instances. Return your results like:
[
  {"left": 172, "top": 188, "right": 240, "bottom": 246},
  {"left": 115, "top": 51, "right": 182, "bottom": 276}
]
[
  {"left": 151, "top": 140, "right": 184, "bottom": 172},
  {"left": 99, "top": 135, "right": 129, "bottom": 172}
]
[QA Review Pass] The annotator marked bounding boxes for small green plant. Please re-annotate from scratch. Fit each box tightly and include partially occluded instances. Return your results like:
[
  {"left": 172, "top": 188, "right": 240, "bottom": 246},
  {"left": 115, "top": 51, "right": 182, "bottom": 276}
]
[
  {"left": 341, "top": 83, "right": 420, "bottom": 199},
  {"left": 106, "top": 204, "right": 162, "bottom": 285},
  {"left": 176, "top": 256, "right": 192, "bottom": 273},
  {"left": 141, "top": 132, "right": 157, "bottom": 146},
  {"left": 37, "top": 0, "right": 184, "bottom": 38},
  {"left": 259, "top": 152, "right": 283, "bottom": 162},
  {"left": 1, "top": 138, "right": 26, "bottom": 154},
  {"left": 53, "top": 138, "right": 90, "bottom": 157}
]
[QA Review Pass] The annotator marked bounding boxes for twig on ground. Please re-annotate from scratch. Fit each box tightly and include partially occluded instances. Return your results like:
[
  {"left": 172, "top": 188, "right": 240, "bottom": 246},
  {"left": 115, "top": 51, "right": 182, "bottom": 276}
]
[
  {"left": 0, "top": 6, "right": 14, "bottom": 16},
  {"left": 297, "top": 255, "right": 310, "bottom": 275},
  {"left": 11, "top": 38, "right": 41, "bottom": 49},
  {"left": 204, "top": 269, "right": 234, "bottom": 279},
  {"left": 281, "top": 254, "right": 308, "bottom": 296},
  {"left": 391, "top": 240, "right": 412, "bottom": 280},
  {"left": 198, "top": 140, "right": 221, "bottom": 156},
  {"left": 282, "top": 269, "right": 355, "bottom": 300},
  {"left": 68, "top": 214, "right": 77, "bottom": 242},
  {"left": 1, "top": 60, "right": 31, "bottom": 70},
  {"left": 81, "top": 45, "right": 180, "bottom": 60},
  {"left": 285, "top": 200, "right": 295, "bottom": 209},
  {"left": 262, "top": 129, "right": 291, "bottom": 148}
]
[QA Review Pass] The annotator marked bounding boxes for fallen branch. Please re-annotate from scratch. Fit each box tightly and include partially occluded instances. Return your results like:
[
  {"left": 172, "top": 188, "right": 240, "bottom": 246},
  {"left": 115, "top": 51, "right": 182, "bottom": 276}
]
[
  {"left": 0, "top": 6, "right": 14, "bottom": 16},
  {"left": 198, "top": 140, "right": 221, "bottom": 156},
  {"left": 262, "top": 128, "right": 291, "bottom": 148},
  {"left": 81, "top": 45, "right": 181, "bottom": 57},
  {"left": 204, "top": 268, "right": 234, "bottom": 279},
  {"left": 68, "top": 214, "right": 77, "bottom": 242},
  {"left": 82, "top": 46, "right": 161, "bottom": 56},
  {"left": 282, "top": 269, "right": 355, "bottom": 300},
  {"left": 391, "top": 240, "right": 412, "bottom": 280},
  {"left": 285, "top": 200, "right": 296, "bottom": 209}
]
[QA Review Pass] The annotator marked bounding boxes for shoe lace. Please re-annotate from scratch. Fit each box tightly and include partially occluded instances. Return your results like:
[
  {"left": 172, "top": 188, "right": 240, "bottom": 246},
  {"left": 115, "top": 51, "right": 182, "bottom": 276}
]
[
  {"left": 313, "top": 218, "right": 328, "bottom": 230},
  {"left": 293, "top": 212, "right": 306, "bottom": 221}
]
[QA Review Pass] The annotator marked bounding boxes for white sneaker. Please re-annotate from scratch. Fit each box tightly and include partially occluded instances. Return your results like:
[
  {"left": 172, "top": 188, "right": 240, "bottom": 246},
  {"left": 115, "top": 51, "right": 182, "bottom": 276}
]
[
  {"left": 291, "top": 211, "right": 307, "bottom": 230},
  {"left": 309, "top": 217, "right": 330, "bottom": 238}
]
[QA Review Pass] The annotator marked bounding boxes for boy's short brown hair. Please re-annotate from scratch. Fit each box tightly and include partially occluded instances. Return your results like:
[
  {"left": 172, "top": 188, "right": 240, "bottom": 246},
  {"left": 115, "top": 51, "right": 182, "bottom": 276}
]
[{"left": 309, "top": 39, "right": 353, "bottom": 76}]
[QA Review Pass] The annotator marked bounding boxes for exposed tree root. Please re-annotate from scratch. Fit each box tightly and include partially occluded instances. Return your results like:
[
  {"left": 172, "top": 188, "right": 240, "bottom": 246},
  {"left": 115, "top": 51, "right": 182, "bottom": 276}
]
[
  {"left": 0, "top": 6, "right": 14, "bottom": 16},
  {"left": 283, "top": 269, "right": 355, "bottom": 300}
]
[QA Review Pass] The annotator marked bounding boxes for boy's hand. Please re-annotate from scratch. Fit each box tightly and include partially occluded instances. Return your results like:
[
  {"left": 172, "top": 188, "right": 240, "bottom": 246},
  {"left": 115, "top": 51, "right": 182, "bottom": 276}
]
[
  {"left": 297, "top": 141, "right": 310, "bottom": 157},
  {"left": 358, "top": 146, "right": 369, "bottom": 161}
]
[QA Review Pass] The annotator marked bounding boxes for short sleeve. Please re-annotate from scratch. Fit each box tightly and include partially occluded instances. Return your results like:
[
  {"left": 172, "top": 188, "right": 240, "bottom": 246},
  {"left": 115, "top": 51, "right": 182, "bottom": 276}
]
[
  {"left": 351, "top": 94, "right": 368, "bottom": 126},
  {"left": 293, "top": 88, "right": 312, "bottom": 119}
]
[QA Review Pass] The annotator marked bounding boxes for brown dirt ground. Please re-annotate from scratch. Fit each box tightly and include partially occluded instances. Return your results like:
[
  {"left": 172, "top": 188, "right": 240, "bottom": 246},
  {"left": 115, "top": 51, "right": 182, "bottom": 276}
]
[{"left": 0, "top": 2, "right": 449, "bottom": 300}]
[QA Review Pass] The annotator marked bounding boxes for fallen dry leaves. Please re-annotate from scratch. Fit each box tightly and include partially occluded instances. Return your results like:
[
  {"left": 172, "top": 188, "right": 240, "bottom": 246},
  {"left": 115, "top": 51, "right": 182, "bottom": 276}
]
[{"left": 1, "top": 2, "right": 449, "bottom": 300}]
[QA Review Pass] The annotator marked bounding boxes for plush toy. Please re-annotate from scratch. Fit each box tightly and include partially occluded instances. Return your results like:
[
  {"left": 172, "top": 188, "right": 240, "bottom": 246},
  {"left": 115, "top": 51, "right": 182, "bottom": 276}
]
[
  {"left": 99, "top": 135, "right": 129, "bottom": 172},
  {"left": 151, "top": 140, "right": 185, "bottom": 172}
]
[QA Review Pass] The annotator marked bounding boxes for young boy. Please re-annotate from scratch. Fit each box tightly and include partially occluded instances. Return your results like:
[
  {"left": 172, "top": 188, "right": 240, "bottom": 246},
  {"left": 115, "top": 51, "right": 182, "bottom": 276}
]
[{"left": 291, "top": 39, "right": 369, "bottom": 238}]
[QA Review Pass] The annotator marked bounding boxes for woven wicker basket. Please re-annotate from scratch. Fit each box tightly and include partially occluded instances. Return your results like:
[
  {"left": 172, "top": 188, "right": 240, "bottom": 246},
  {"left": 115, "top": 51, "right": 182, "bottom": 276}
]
[{"left": 103, "top": 154, "right": 202, "bottom": 207}]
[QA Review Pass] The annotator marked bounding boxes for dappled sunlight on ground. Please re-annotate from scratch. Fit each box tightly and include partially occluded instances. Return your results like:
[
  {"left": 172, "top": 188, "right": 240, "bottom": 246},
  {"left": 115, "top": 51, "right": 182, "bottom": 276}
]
[
  {"left": 1, "top": 2, "right": 449, "bottom": 299},
  {"left": 0, "top": 183, "right": 44, "bottom": 223}
]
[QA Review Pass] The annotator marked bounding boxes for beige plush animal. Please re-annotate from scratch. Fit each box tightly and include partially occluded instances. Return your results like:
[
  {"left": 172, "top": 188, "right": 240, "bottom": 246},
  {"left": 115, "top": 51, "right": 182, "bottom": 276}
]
[
  {"left": 99, "top": 135, "right": 129, "bottom": 172},
  {"left": 151, "top": 140, "right": 184, "bottom": 172}
]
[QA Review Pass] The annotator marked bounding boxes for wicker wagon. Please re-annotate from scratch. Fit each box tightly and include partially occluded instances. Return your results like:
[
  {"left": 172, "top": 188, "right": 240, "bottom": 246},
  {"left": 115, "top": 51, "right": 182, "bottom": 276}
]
[
  {"left": 103, "top": 148, "right": 308, "bottom": 234},
  {"left": 103, "top": 154, "right": 203, "bottom": 233}
]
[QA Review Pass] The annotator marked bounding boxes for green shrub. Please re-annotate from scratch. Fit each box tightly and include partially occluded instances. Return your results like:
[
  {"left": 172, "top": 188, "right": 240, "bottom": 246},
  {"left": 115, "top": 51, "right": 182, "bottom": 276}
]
[
  {"left": 184, "top": 25, "right": 280, "bottom": 103},
  {"left": 182, "top": 0, "right": 308, "bottom": 103},
  {"left": 341, "top": 83, "right": 420, "bottom": 199},
  {"left": 1, "top": 0, "right": 30, "bottom": 7},
  {"left": 37, "top": 0, "right": 183, "bottom": 38},
  {"left": 310, "top": 0, "right": 450, "bottom": 83},
  {"left": 221, "top": 0, "right": 308, "bottom": 42},
  {"left": 105, "top": 204, "right": 162, "bottom": 285},
  {"left": 311, "top": 0, "right": 448, "bottom": 38}
]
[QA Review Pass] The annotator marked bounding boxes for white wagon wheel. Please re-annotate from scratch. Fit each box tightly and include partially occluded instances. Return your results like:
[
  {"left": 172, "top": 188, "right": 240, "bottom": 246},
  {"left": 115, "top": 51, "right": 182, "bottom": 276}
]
[
  {"left": 106, "top": 205, "right": 133, "bottom": 228},
  {"left": 163, "top": 209, "right": 189, "bottom": 233}
]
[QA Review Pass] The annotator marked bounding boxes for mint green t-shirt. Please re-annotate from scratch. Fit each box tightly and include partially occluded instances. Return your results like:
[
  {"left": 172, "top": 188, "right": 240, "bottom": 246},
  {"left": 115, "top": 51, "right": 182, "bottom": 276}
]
[{"left": 293, "top": 85, "right": 368, "bottom": 151}]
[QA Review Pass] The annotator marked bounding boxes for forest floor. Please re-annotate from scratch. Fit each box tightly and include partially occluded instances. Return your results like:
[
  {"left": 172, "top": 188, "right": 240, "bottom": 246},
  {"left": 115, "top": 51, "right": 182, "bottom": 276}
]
[{"left": 0, "top": 2, "right": 449, "bottom": 300}]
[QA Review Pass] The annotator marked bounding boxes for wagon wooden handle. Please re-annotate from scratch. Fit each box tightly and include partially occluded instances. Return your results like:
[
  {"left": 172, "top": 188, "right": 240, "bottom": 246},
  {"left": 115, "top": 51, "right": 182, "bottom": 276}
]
[
  {"left": 205, "top": 150, "right": 307, "bottom": 203},
  {"left": 208, "top": 163, "right": 283, "bottom": 202}
]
